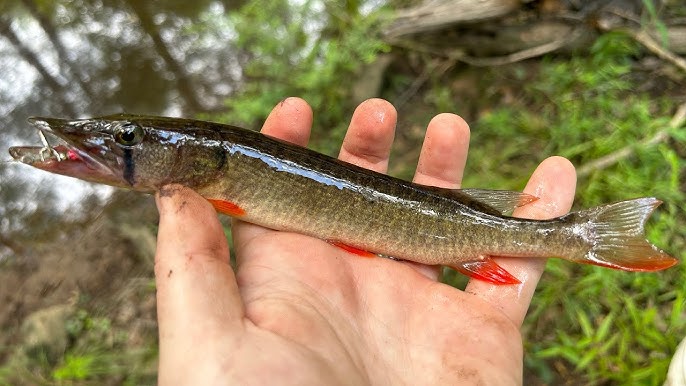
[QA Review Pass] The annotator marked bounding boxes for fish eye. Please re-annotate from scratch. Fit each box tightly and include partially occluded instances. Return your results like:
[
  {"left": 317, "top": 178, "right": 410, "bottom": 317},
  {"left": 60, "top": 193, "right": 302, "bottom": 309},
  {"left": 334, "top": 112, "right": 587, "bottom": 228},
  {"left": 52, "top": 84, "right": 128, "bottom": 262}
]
[{"left": 114, "top": 123, "right": 144, "bottom": 147}]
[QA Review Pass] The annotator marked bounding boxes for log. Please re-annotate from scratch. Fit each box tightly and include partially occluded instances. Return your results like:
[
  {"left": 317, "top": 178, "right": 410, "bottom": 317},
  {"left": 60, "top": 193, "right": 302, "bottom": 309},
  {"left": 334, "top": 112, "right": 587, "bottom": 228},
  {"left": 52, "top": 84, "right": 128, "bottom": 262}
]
[
  {"left": 384, "top": 0, "right": 520, "bottom": 39},
  {"left": 664, "top": 26, "right": 686, "bottom": 54}
]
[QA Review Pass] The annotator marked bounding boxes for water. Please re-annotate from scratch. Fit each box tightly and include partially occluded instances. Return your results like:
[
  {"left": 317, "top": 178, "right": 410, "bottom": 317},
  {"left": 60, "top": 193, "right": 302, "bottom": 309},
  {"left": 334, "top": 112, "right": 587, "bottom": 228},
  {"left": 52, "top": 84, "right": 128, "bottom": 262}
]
[{"left": 0, "top": 0, "right": 245, "bottom": 256}]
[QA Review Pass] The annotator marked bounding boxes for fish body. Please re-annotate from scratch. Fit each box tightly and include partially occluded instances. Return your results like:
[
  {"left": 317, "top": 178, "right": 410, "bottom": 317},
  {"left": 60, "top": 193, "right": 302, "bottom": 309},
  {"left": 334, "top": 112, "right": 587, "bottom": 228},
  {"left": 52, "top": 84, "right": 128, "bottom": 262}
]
[{"left": 9, "top": 115, "right": 677, "bottom": 283}]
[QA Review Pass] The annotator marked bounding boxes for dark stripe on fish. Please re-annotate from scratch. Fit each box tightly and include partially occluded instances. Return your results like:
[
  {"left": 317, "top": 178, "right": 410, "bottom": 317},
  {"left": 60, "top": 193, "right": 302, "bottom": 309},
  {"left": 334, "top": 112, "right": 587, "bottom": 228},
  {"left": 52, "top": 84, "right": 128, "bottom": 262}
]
[{"left": 123, "top": 148, "right": 135, "bottom": 186}]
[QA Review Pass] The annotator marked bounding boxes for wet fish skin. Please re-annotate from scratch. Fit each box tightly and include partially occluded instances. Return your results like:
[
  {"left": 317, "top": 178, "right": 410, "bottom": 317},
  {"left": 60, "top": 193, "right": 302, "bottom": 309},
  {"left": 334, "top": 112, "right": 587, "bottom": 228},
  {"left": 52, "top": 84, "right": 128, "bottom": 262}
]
[{"left": 8, "top": 115, "right": 678, "bottom": 284}]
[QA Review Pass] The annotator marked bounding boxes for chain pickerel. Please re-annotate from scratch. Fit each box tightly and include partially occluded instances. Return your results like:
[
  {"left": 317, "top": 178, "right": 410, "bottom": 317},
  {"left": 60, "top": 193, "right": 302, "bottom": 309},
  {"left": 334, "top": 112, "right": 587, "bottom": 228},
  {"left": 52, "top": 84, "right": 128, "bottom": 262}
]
[{"left": 9, "top": 115, "right": 677, "bottom": 284}]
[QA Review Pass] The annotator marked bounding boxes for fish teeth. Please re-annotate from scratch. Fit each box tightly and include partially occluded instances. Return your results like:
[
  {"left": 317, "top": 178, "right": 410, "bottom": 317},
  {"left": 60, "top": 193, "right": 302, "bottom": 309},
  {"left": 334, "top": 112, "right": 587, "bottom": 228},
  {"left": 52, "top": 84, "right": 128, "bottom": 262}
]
[
  {"left": 38, "top": 146, "right": 64, "bottom": 162},
  {"left": 37, "top": 130, "right": 64, "bottom": 162}
]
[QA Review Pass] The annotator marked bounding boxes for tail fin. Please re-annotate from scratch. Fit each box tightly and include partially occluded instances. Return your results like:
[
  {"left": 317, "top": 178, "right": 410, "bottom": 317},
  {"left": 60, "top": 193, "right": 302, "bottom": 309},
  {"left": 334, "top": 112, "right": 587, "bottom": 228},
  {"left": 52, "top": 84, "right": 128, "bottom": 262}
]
[{"left": 574, "top": 198, "right": 677, "bottom": 271}]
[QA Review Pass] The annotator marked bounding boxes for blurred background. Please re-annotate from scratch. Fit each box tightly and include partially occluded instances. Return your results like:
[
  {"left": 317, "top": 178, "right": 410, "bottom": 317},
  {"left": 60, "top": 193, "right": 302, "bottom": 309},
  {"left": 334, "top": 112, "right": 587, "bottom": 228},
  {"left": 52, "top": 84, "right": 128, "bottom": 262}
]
[{"left": 1, "top": 0, "right": 685, "bottom": 384}]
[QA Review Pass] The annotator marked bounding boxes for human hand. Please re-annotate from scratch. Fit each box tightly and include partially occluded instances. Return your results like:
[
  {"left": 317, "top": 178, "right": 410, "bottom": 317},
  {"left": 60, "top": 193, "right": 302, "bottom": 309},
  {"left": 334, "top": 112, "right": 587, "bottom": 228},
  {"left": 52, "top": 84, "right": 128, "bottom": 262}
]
[{"left": 153, "top": 98, "right": 576, "bottom": 385}]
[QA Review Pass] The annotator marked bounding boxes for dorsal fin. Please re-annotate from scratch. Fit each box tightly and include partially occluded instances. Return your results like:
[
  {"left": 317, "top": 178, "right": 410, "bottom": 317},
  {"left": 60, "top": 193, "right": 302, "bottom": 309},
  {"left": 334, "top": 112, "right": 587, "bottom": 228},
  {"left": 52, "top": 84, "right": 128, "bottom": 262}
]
[
  {"left": 416, "top": 185, "right": 538, "bottom": 215},
  {"left": 460, "top": 188, "right": 538, "bottom": 215}
]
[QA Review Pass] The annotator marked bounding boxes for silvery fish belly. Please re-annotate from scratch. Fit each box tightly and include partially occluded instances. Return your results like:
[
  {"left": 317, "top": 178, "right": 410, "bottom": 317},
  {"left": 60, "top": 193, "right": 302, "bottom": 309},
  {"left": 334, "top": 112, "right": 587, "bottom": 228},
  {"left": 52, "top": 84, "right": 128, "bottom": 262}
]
[{"left": 9, "top": 115, "right": 678, "bottom": 284}]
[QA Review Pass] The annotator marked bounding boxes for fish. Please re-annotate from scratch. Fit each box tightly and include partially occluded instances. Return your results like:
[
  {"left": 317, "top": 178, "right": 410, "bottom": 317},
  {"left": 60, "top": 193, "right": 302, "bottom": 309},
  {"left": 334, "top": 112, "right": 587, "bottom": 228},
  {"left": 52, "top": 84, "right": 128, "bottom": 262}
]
[{"left": 8, "top": 115, "right": 678, "bottom": 284}]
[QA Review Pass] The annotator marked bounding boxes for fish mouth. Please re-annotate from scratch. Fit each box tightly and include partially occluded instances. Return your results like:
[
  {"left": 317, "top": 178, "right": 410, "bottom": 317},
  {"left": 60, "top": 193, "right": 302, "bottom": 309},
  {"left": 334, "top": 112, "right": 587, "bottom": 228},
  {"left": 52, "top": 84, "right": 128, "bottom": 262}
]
[{"left": 8, "top": 117, "right": 122, "bottom": 185}]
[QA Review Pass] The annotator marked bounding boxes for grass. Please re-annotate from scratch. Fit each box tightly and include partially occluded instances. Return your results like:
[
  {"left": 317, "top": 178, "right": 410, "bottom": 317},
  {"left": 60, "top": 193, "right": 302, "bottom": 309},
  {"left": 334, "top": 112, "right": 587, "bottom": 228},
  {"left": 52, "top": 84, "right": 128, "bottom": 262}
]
[{"left": 0, "top": 306, "right": 158, "bottom": 386}]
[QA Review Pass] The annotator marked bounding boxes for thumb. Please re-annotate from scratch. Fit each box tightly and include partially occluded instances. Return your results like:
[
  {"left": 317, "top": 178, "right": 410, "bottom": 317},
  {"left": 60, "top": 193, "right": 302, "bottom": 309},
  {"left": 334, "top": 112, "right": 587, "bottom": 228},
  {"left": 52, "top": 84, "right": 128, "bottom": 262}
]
[{"left": 154, "top": 185, "right": 244, "bottom": 381}]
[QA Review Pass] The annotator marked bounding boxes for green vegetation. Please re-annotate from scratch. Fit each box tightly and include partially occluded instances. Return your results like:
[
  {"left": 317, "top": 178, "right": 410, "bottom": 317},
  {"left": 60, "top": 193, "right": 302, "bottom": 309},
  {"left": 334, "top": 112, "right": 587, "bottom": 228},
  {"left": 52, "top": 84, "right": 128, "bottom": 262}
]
[
  {"left": 210, "top": 0, "right": 390, "bottom": 152},
  {"left": 0, "top": 306, "right": 157, "bottom": 385}
]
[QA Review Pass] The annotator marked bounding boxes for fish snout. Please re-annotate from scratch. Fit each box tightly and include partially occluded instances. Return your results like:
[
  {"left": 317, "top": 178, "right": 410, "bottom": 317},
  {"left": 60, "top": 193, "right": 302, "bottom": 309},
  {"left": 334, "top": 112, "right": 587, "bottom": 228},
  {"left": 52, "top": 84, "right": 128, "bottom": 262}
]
[{"left": 27, "top": 117, "right": 85, "bottom": 133}]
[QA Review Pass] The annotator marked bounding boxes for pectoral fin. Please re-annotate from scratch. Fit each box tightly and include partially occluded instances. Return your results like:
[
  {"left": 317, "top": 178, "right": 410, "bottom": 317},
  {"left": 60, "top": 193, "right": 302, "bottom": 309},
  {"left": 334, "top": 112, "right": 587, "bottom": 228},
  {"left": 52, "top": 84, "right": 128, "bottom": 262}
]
[
  {"left": 208, "top": 199, "right": 246, "bottom": 217},
  {"left": 449, "top": 257, "right": 521, "bottom": 284}
]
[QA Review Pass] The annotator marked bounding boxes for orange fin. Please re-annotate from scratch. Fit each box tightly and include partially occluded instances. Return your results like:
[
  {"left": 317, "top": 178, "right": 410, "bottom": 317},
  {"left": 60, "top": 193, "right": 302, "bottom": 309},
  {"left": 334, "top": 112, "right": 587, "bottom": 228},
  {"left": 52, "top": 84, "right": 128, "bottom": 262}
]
[
  {"left": 207, "top": 199, "right": 246, "bottom": 217},
  {"left": 329, "top": 241, "right": 376, "bottom": 258},
  {"left": 450, "top": 257, "right": 521, "bottom": 284}
]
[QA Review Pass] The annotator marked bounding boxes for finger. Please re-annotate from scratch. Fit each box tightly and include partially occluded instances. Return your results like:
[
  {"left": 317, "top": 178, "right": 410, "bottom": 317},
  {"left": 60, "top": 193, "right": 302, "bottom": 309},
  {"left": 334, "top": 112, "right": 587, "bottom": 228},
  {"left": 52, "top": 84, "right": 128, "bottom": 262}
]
[
  {"left": 408, "top": 113, "right": 471, "bottom": 280},
  {"left": 154, "top": 185, "right": 244, "bottom": 379},
  {"left": 413, "top": 113, "right": 470, "bottom": 189},
  {"left": 260, "top": 97, "right": 313, "bottom": 145},
  {"left": 338, "top": 98, "right": 397, "bottom": 172},
  {"left": 464, "top": 156, "right": 576, "bottom": 326},
  {"left": 232, "top": 97, "right": 314, "bottom": 262}
]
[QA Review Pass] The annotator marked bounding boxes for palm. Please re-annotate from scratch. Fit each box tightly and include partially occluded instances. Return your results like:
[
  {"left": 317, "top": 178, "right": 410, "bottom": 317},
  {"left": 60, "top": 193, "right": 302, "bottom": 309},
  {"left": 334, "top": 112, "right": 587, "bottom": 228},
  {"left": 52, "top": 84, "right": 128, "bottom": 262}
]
[
  {"left": 235, "top": 231, "right": 523, "bottom": 385},
  {"left": 153, "top": 98, "right": 576, "bottom": 385}
]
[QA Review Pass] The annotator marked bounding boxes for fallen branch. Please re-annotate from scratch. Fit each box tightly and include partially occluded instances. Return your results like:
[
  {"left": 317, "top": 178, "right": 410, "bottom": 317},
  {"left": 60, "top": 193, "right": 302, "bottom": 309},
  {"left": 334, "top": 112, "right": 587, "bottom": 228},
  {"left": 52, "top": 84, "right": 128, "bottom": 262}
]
[
  {"left": 384, "top": 0, "right": 519, "bottom": 38},
  {"left": 577, "top": 102, "right": 686, "bottom": 177},
  {"left": 391, "top": 25, "right": 584, "bottom": 67},
  {"left": 600, "top": 8, "right": 686, "bottom": 73}
]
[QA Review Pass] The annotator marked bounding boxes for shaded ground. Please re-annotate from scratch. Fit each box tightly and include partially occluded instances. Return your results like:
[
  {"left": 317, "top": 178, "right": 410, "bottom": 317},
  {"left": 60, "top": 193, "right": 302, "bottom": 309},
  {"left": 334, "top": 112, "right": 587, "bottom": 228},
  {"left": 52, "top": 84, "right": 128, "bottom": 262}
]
[{"left": 0, "top": 193, "right": 160, "bottom": 384}]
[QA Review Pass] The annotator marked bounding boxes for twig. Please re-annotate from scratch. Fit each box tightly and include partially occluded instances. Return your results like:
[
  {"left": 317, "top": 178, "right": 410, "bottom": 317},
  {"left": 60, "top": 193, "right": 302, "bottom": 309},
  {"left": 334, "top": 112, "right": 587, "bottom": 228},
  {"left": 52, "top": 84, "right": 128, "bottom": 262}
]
[
  {"left": 603, "top": 7, "right": 686, "bottom": 72},
  {"left": 620, "top": 27, "right": 686, "bottom": 74},
  {"left": 459, "top": 28, "right": 585, "bottom": 67},
  {"left": 576, "top": 102, "right": 686, "bottom": 177},
  {"left": 391, "top": 27, "right": 584, "bottom": 68},
  {"left": 394, "top": 57, "right": 458, "bottom": 109}
]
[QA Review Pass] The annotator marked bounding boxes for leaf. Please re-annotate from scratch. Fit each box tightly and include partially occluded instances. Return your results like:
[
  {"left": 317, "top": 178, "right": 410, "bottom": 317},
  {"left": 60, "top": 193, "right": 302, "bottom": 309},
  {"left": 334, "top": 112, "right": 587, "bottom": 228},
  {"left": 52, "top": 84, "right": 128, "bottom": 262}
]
[
  {"left": 670, "top": 292, "right": 685, "bottom": 327},
  {"left": 598, "top": 334, "right": 619, "bottom": 355},
  {"left": 53, "top": 354, "right": 96, "bottom": 381},
  {"left": 577, "top": 347, "right": 600, "bottom": 370},
  {"left": 595, "top": 312, "right": 615, "bottom": 343},
  {"left": 577, "top": 310, "right": 594, "bottom": 338}
]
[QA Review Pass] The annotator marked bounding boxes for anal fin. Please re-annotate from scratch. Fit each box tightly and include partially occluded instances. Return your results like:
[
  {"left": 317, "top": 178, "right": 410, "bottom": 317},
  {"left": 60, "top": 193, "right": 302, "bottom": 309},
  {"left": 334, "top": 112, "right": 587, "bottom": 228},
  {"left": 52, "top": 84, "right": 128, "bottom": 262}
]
[
  {"left": 449, "top": 257, "right": 521, "bottom": 284},
  {"left": 329, "top": 241, "right": 377, "bottom": 258}
]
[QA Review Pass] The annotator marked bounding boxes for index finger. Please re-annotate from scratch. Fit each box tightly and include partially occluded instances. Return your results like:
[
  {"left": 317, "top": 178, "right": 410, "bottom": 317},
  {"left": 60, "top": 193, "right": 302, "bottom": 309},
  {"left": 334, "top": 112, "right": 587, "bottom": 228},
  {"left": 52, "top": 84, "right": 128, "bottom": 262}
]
[{"left": 464, "top": 156, "right": 576, "bottom": 326}]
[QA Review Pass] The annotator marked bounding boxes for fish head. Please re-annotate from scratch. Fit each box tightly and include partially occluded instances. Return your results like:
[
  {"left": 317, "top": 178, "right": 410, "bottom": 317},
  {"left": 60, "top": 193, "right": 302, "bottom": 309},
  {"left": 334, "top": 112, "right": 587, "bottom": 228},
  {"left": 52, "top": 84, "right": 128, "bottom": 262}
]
[{"left": 9, "top": 115, "right": 226, "bottom": 192}]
